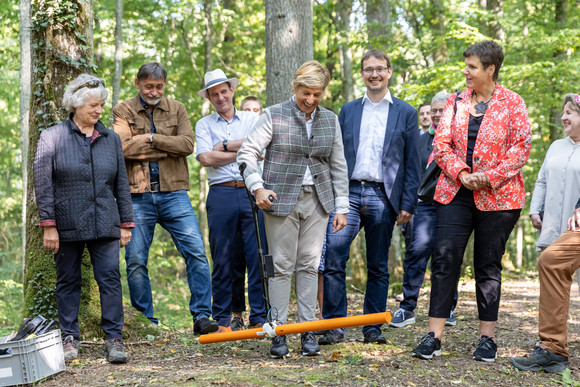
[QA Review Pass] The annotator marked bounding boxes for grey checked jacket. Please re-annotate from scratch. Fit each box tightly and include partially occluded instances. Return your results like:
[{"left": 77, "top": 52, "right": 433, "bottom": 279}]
[{"left": 238, "top": 98, "right": 349, "bottom": 217}]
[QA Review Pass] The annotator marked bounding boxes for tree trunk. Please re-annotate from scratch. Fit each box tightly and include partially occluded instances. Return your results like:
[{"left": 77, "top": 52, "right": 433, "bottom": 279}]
[
  {"left": 335, "top": 0, "right": 354, "bottom": 102},
  {"left": 197, "top": 0, "right": 214, "bottom": 257},
  {"left": 23, "top": 0, "right": 103, "bottom": 337},
  {"left": 265, "top": 0, "right": 313, "bottom": 106},
  {"left": 20, "top": 0, "right": 32, "bottom": 267},
  {"left": 486, "top": 0, "right": 505, "bottom": 41},
  {"left": 112, "top": 0, "right": 123, "bottom": 107},
  {"left": 366, "top": 0, "right": 391, "bottom": 48},
  {"left": 515, "top": 217, "right": 524, "bottom": 269},
  {"left": 430, "top": 0, "right": 448, "bottom": 63}
]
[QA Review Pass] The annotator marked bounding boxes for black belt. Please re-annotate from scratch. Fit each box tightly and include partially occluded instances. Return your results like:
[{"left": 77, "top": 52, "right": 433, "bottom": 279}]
[
  {"left": 150, "top": 181, "right": 160, "bottom": 192},
  {"left": 351, "top": 180, "right": 382, "bottom": 187}
]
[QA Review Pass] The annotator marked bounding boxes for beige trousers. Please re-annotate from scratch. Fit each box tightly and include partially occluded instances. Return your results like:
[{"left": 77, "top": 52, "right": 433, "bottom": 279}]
[
  {"left": 263, "top": 186, "right": 329, "bottom": 324},
  {"left": 538, "top": 230, "right": 580, "bottom": 357}
]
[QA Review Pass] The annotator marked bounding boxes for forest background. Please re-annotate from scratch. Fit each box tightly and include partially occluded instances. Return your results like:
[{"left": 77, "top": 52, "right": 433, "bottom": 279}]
[{"left": 0, "top": 0, "right": 579, "bottom": 334}]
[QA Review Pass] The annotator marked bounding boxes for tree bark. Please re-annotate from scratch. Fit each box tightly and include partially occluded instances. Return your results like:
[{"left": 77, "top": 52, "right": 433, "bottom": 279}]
[
  {"left": 430, "top": 0, "right": 448, "bottom": 63},
  {"left": 112, "top": 0, "right": 123, "bottom": 107},
  {"left": 366, "top": 0, "right": 391, "bottom": 48},
  {"left": 20, "top": 0, "right": 32, "bottom": 267},
  {"left": 24, "top": 0, "right": 103, "bottom": 336},
  {"left": 197, "top": 0, "right": 214, "bottom": 256},
  {"left": 335, "top": 0, "right": 354, "bottom": 102},
  {"left": 265, "top": 0, "right": 313, "bottom": 106},
  {"left": 486, "top": 0, "right": 505, "bottom": 41}
]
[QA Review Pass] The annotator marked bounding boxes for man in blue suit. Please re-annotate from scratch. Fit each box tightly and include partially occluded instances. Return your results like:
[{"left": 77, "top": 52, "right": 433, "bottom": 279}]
[{"left": 319, "top": 49, "right": 420, "bottom": 345}]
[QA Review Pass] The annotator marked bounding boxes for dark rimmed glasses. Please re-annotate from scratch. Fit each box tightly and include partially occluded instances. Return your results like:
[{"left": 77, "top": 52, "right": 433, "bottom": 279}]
[{"left": 73, "top": 79, "right": 105, "bottom": 93}]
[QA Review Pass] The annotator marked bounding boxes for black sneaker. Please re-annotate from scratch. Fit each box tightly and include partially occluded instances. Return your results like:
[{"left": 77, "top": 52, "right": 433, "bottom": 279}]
[
  {"left": 473, "top": 335, "right": 497, "bottom": 362},
  {"left": 301, "top": 332, "right": 321, "bottom": 356},
  {"left": 193, "top": 317, "right": 219, "bottom": 335},
  {"left": 318, "top": 329, "right": 345, "bottom": 345},
  {"left": 230, "top": 317, "right": 246, "bottom": 331},
  {"left": 363, "top": 330, "right": 387, "bottom": 344},
  {"left": 270, "top": 335, "right": 289, "bottom": 359},
  {"left": 509, "top": 345, "right": 569, "bottom": 373},
  {"left": 473, "top": 335, "right": 497, "bottom": 363},
  {"left": 412, "top": 332, "right": 441, "bottom": 360}
]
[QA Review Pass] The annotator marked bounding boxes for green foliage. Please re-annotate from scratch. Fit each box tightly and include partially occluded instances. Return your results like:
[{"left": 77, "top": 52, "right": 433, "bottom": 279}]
[{"left": 0, "top": 279, "right": 23, "bottom": 337}]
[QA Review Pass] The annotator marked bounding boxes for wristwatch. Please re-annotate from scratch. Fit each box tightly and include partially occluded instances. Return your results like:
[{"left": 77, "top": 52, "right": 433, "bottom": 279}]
[
  {"left": 149, "top": 134, "right": 154, "bottom": 143},
  {"left": 222, "top": 139, "right": 229, "bottom": 152}
]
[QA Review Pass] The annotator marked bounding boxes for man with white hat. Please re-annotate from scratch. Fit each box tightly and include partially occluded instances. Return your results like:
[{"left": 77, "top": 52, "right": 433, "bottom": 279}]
[
  {"left": 113, "top": 62, "right": 218, "bottom": 335},
  {"left": 196, "top": 69, "right": 267, "bottom": 332}
]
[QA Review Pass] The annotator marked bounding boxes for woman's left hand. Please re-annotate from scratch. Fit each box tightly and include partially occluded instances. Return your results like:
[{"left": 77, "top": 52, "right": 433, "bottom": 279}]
[
  {"left": 120, "top": 228, "right": 132, "bottom": 247},
  {"left": 331, "top": 213, "right": 347, "bottom": 234}
]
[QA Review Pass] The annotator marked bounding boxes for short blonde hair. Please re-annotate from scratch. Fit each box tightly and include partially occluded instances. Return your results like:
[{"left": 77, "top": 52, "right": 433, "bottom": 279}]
[
  {"left": 291, "top": 60, "right": 330, "bottom": 92},
  {"left": 562, "top": 93, "right": 580, "bottom": 114},
  {"left": 62, "top": 73, "right": 108, "bottom": 112}
]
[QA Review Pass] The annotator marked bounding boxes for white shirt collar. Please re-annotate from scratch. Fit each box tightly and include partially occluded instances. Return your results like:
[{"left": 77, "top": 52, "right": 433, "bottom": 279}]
[
  {"left": 215, "top": 107, "right": 240, "bottom": 123},
  {"left": 362, "top": 90, "right": 393, "bottom": 106}
]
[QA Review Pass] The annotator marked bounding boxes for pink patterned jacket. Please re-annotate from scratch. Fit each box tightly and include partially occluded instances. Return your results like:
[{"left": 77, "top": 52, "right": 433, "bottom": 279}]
[{"left": 432, "top": 84, "right": 531, "bottom": 211}]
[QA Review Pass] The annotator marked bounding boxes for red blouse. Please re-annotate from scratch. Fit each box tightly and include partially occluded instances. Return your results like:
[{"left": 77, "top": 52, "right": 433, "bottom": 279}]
[{"left": 433, "top": 84, "right": 532, "bottom": 211}]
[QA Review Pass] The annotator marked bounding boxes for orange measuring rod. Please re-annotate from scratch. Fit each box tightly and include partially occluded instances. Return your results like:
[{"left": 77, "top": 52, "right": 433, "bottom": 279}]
[{"left": 198, "top": 312, "right": 392, "bottom": 345}]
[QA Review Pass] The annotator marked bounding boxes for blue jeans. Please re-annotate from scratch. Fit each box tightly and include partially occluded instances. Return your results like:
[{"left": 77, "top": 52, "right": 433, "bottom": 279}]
[
  {"left": 400, "top": 202, "right": 437, "bottom": 311},
  {"left": 207, "top": 185, "right": 266, "bottom": 327},
  {"left": 323, "top": 181, "right": 397, "bottom": 335},
  {"left": 125, "top": 190, "right": 212, "bottom": 324}
]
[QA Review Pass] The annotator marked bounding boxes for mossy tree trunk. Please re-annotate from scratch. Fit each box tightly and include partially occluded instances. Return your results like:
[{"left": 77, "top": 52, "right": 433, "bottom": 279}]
[{"left": 23, "top": 0, "right": 104, "bottom": 339}]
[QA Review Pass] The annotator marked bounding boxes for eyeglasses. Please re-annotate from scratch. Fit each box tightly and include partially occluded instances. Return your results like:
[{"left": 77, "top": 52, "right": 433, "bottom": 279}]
[
  {"left": 431, "top": 109, "right": 444, "bottom": 114},
  {"left": 362, "top": 67, "right": 390, "bottom": 75},
  {"left": 73, "top": 79, "right": 105, "bottom": 93}
]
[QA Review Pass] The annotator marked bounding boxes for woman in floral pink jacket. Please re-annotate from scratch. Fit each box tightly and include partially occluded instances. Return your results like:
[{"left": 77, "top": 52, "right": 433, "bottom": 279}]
[{"left": 412, "top": 40, "right": 531, "bottom": 363}]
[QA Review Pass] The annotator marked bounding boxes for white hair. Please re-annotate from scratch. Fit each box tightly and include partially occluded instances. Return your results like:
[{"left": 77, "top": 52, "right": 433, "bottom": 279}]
[
  {"left": 431, "top": 91, "right": 451, "bottom": 105},
  {"left": 62, "top": 73, "right": 108, "bottom": 112}
]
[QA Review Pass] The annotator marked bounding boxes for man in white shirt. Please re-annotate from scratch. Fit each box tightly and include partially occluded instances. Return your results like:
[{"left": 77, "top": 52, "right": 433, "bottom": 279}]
[
  {"left": 196, "top": 69, "right": 266, "bottom": 332},
  {"left": 320, "top": 49, "right": 420, "bottom": 345}
]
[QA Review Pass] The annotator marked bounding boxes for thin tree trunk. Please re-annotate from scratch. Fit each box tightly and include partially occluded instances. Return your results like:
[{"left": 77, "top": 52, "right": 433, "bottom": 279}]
[
  {"left": 112, "top": 0, "right": 123, "bottom": 107},
  {"left": 198, "top": 0, "right": 214, "bottom": 257},
  {"left": 20, "top": 0, "right": 32, "bottom": 268},
  {"left": 515, "top": 217, "right": 524, "bottom": 268},
  {"left": 335, "top": 0, "right": 354, "bottom": 102},
  {"left": 366, "top": 0, "right": 391, "bottom": 48},
  {"left": 265, "top": 0, "right": 313, "bottom": 106},
  {"left": 487, "top": 0, "right": 505, "bottom": 41}
]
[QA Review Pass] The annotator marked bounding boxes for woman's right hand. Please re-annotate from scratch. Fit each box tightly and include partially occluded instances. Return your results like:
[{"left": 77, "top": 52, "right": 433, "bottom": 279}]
[
  {"left": 43, "top": 226, "right": 60, "bottom": 254},
  {"left": 255, "top": 188, "right": 277, "bottom": 210},
  {"left": 530, "top": 214, "right": 543, "bottom": 230}
]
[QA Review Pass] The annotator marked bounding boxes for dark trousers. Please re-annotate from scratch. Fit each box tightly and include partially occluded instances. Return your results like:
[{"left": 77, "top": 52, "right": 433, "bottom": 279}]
[
  {"left": 429, "top": 188, "right": 520, "bottom": 321},
  {"left": 231, "top": 230, "right": 247, "bottom": 313},
  {"left": 401, "top": 202, "right": 459, "bottom": 312},
  {"left": 207, "top": 185, "right": 267, "bottom": 327},
  {"left": 55, "top": 238, "right": 124, "bottom": 340}
]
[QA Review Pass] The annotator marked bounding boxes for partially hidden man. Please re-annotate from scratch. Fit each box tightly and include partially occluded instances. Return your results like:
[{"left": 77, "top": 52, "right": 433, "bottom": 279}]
[{"left": 113, "top": 62, "right": 218, "bottom": 335}]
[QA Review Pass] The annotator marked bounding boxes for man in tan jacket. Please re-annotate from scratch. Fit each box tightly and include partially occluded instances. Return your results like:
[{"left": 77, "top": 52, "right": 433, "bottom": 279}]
[{"left": 113, "top": 62, "right": 218, "bottom": 335}]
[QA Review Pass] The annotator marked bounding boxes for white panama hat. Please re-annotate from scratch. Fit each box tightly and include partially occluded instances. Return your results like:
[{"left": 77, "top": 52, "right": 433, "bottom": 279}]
[{"left": 197, "top": 69, "right": 239, "bottom": 98}]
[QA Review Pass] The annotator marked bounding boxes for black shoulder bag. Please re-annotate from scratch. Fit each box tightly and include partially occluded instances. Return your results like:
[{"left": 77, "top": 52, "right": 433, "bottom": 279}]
[{"left": 417, "top": 91, "right": 461, "bottom": 203}]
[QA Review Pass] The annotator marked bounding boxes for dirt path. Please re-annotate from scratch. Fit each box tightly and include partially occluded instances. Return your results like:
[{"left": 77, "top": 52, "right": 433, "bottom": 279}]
[{"left": 37, "top": 277, "right": 580, "bottom": 386}]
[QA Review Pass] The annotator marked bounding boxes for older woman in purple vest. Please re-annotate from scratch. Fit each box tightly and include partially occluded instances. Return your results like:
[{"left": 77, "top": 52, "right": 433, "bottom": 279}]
[{"left": 238, "top": 60, "right": 349, "bottom": 359}]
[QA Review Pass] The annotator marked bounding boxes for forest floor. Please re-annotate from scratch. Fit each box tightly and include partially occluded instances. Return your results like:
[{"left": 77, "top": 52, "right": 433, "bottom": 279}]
[{"left": 37, "top": 275, "right": 580, "bottom": 386}]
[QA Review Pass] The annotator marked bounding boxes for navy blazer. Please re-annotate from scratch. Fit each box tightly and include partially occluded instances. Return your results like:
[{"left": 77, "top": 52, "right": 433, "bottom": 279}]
[{"left": 338, "top": 95, "right": 420, "bottom": 214}]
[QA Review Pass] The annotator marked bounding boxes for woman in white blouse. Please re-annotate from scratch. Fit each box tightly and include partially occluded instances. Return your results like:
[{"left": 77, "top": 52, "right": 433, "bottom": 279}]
[{"left": 530, "top": 94, "right": 580, "bottom": 249}]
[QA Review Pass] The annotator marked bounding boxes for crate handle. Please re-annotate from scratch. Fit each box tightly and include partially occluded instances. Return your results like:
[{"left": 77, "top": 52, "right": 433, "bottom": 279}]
[{"left": 0, "top": 348, "right": 13, "bottom": 358}]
